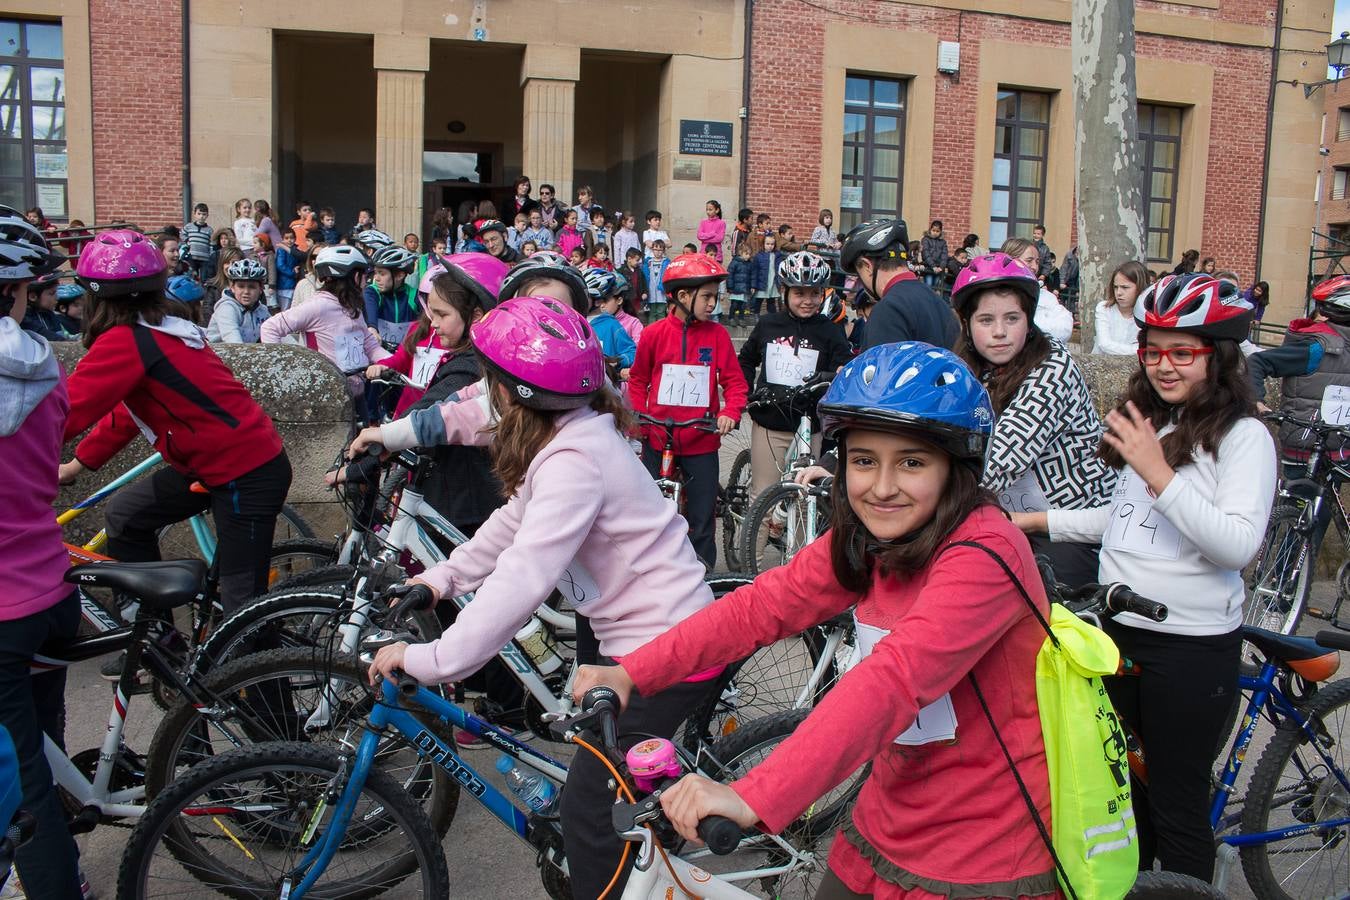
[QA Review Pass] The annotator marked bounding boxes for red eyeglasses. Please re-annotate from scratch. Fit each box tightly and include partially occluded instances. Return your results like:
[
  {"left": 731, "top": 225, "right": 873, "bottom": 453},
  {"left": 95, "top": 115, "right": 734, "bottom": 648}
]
[{"left": 1137, "top": 346, "right": 1214, "bottom": 366}]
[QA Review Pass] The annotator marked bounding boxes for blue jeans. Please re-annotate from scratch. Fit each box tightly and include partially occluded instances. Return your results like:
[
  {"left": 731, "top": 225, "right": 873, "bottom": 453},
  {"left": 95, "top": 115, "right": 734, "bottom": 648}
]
[{"left": 0, "top": 590, "right": 83, "bottom": 898}]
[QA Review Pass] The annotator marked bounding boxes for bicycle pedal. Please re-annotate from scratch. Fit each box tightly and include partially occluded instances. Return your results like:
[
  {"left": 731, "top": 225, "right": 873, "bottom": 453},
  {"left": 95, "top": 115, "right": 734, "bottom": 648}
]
[
  {"left": 1308, "top": 605, "right": 1332, "bottom": 621},
  {"left": 66, "top": 806, "right": 99, "bottom": 836}
]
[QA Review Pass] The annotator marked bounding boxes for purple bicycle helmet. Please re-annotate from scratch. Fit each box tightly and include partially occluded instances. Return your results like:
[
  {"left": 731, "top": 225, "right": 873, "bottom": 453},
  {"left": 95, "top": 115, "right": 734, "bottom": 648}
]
[
  {"left": 76, "top": 229, "right": 167, "bottom": 297},
  {"left": 440, "top": 252, "right": 508, "bottom": 311},
  {"left": 471, "top": 296, "right": 604, "bottom": 410},
  {"left": 950, "top": 253, "right": 1039, "bottom": 317}
]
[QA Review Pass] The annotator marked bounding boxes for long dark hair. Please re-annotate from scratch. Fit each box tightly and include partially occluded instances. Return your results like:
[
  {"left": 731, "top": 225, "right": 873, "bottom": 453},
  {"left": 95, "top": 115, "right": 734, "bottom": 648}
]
[
  {"left": 321, "top": 275, "right": 365, "bottom": 319},
  {"left": 955, "top": 285, "right": 1052, "bottom": 414},
  {"left": 402, "top": 273, "right": 475, "bottom": 354},
  {"left": 1099, "top": 329, "right": 1255, "bottom": 470},
  {"left": 1105, "top": 261, "right": 1150, "bottom": 308},
  {"left": 83, "top": 289, "right": 170, "bottom": 349},
  {"left": 828, "top": 431, "right": 997, "bottom": 592}
]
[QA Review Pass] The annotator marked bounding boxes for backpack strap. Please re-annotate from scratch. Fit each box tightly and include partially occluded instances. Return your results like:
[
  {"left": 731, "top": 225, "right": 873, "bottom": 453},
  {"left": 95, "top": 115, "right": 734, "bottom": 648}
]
[{"left": 938, "top": 538, "right": 1077, "bottom": 900}]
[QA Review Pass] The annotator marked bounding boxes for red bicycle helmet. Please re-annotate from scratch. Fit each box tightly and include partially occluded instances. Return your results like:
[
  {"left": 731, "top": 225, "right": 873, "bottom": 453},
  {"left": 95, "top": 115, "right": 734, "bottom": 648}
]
[
  {"left": 1311, "top": 275, "right": 1350, "bottom": 326},
  {"left": 1135, "top": 274, "right": 1253, "bottom": 342},
  {"left": 662, "top": 253, "right": 727, "bottom": 294}
]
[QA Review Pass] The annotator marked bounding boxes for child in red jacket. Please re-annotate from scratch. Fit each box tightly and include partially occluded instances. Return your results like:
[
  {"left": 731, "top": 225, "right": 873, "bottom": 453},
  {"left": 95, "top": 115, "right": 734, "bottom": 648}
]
[{"left": 627, "top": 253, "right": 748, "bottom": 568}]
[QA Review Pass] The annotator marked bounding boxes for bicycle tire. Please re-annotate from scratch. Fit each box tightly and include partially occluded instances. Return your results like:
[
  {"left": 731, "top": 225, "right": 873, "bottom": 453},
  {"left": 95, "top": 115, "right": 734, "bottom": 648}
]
[
  {"left": 194, "top": 586, "right": 442, "bottom": 674},
  {"left": 1238, "top": 676, "right": 1350, "bottom": 900},
  {"left": 740, "top": 482, "right": 829, "bottom": 576},
  {"left": 721, "top": 448, "right": 753, "bottom": 572},
  {"left": 266, "top": 537, "right": 342, "bottom": 590},
  {"left": 1245, "top": 505, "right": 1315, "bottom": 637},
  {"left": 144, "top": 648, "right": 459, "bottom": 837},
  {"left": 703, "top": 709, "right": 864, "bottom": 900},
  {"left": 277, "top": 502, "right": 317, "bottom": 540},
  {"left": 1125, "top": 871, "right": 1227, "bottom": 898},
  {"left": 118, "top": 741, "right": 449, "bottom": 900}
]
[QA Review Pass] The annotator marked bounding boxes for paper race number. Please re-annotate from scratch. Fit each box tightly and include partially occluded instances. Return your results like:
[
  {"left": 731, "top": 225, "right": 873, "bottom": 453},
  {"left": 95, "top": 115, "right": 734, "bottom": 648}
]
[
  {"left": 1101, "top": 470, "right": 1182, "bottom": 560},
  {"left": 853, "top": 617, "right": 957, "bottom": 745},
  {"left": 1321, "top": 384, "right": 1350, "bottom": 426},
  {"left": 657, "top": 363, "right": 711, "bottom": 408},
  {"left": 377, "top": 319, "right": 414, "bottom": 346},
  {"left": 333, "top": 332, "right": 369, "bottom": 372},
  {"left": 764, "top": 342, "right": 820, "bottom": 387},
  {"left": 998, "top": 469, "right": 1048, "bottom": 513},
  {"left": 411, "top": 346, "right": 447, "bottom": 389}
]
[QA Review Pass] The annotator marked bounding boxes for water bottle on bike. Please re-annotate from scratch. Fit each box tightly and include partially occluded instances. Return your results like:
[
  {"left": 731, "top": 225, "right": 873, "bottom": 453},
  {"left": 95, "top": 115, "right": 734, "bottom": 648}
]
[{"left": 497, "top": 755, "right": 560, "bottom": 816}]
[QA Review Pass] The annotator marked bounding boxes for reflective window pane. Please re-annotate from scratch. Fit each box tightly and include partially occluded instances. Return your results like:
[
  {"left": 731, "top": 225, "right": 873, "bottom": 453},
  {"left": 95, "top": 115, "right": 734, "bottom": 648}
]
[
  {"left": 842, "top": 146, "right": 861, "bottom": 177},
  {"left": 845, "top": 77, "right": 869, "bottom": 105},
  {"left": 0, "top": 65, "right": 18, "bottom": 99},
  {"left": 993, "top": 157, "right": 1011, "bottom": 187},
  {"left": 839, "top": 209, "right": 863, "bottom": 233},
  {"left": 1020, "top": 92, "right": 1050, "bottom": 123},
  {"left": 991, "top": 189, "right": 1010, "bottom": 218},
  {"left": 873, "top": 148, "right": 900, "bottom": 179},
  {"left": 0, "top": 142, "right": 20, "bottom": 177},
  {"left": 1149, "top": 170, "right": 1174, "bottom": 201},
  {"left": 874, "top": 79, "right": 902, "bottom": 109},
  {"left": 840, "top": 178, "right": 863, "bottom": 209},
  {"left": 1015, "top": 190, "right": 1041, "bottom": 221},
  {"left": 870, "top": 180, "right": 898, "bottom": 213},
  {"left": 843, "top": 113, "right": 866, "bottom": 144},
  {"left": 24, "top": 23, "right": 62, "bottom": 60},
  {"left": 1016, "top": 159, "right": 1043, "bottom": 191},
  {"left": 873, "top": 116, "right": 900, "bottom": 146},
  {"left": 1153, "top": 140, "right": 1177, "bottom": 170},
  {"left": 31, "top": 106, "right": 62, "bottom": 140},
  {"left": 33, "top": 143, "right": 64, "bottom": 178},
  {"left": 0, "top": 104, "right": 21, "bottom": 139},
  {"left": 988, "top": 220, "right": 1009, "bottom": 249},
  {"left": 30, "top": 67, "right": 62, "bottom": 103},
  {"left": 995, "top": 125, "right": 1011, "bottom": 155},
  {"left": 1148, "top": 201, "right": 1172, "bottom": 229},
  {"left": 996, "top": 92, "right": 1016, "bottom": 120},
  {"left": 0, "top": 23, "right": 18, "bottom": 56},
  {"left": 1019, "top": 127, "right": 1046, "bottom": 159},
  {"left": 1152, "top": 106, "right": 1181, "bottom": 136}
]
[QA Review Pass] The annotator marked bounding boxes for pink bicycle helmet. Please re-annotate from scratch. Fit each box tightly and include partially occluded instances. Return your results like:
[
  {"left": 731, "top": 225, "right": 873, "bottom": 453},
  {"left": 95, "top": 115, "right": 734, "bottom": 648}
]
[
  {"left": 471, "top": 296, "right": 604, "bottom": 410},
  {"left": 951, "top": 252, "right": 1038, "bottom": 317},
  {"left": 418, "top": 264, "right": 447, "bottom": 296},
  {"left": 440, "top": 252, "right": 508, "bottom": 311},
  {"left": 76, "top": 229, "right": 167, "bottom": 297}
]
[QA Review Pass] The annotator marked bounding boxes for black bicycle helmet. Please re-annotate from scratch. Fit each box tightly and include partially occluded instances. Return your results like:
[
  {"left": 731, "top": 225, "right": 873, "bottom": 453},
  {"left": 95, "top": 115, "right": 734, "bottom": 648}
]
[{"left": 839, "top": 219, "right": 909, "bottom": 274}]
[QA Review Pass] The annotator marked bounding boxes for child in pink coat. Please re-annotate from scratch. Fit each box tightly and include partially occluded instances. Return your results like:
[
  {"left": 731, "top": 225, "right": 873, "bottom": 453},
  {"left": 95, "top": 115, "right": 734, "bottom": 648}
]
[{"left": 696, "top": 199, "right": 727, "bottom": 262}]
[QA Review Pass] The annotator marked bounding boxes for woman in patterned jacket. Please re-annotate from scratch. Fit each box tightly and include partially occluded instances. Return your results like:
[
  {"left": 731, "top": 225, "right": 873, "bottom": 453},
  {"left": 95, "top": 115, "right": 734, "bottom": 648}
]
[{"left": 953, "top": 252, "right": 1114, "bottom": 587}]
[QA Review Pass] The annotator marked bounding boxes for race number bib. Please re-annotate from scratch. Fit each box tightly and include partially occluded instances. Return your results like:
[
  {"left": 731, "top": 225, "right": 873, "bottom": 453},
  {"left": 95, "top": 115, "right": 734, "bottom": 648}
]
[
  {"left": 333, "top": 332, "right": 368, "bottom": 372},
  {"left": 657, "top": 364, "right": 711, "bottom": 408},
  {"left": 1101, "top": 470, "right": 1183, "bottom": 560},
  {"left": 1321, "top": 384, "right": 1350, "bottom": 426},
  {"left": 555, "top": 561, "right": 602, "bottom": 608},
  {"left": 764, "top": 342, "right": 820, "bottom": 387},
  {"left": 998, "top": 469, "right": 1048, "bottom": 513},
  {"left": 377, "top": 319, "right": 414, "bottom": 346},
  {"left": 411, "top": 346, "right": 447, "bottom": 389},
  {"left": 854, "top": 617, "right": 957, "bottom": 745}
]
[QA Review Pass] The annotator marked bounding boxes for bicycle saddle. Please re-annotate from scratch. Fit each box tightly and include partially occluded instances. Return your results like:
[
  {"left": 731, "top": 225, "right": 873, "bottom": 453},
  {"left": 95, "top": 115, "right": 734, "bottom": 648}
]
[
  {"left": 65, "top": 560, "right": 208, "bottom": 611},
  {"left": 1239, "top": 626, "right": 1341, "bottom": 683}
]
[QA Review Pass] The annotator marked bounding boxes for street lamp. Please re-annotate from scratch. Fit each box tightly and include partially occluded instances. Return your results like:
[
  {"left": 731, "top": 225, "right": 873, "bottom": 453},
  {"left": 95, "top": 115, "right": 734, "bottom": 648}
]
[{"left": 1303, "top": 32, "right": 1350, "bottom": 97}]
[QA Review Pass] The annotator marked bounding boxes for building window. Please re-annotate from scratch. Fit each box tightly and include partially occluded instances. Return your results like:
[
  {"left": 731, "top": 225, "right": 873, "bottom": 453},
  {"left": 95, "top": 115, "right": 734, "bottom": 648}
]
[
  {"left": 1339, "top": 108, "right": 1350, "bottom": 142},
  {"left": 1333, "top": 167, "right": 1350, "bottom": 201},
  {"left": 1138, "top": 104, "right": 1182, "bottom": 263},
  {"left": 990, "top": 90, "right": 1050, "bottom": 249},
  {"left": 0, "top": 19, "right": 65, "bottom": 220},
  {"left": 839, "top": 75, "right": 906, "bottom": 234}
]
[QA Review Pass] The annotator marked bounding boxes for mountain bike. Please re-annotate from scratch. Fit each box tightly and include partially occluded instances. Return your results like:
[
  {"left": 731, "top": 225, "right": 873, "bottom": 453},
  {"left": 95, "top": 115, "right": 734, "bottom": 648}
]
[
  {"left": 737, "top": 379, "right": 833, "bottom": 576},
  {"left": 1047, "top": 569, "right": 1350, "bottom": 899},
  {"left": 118, "top": 593, "right": 863, "bottom": 900},
  {"left": 1244, "top": 412, "right": 1350, "bottom": 637}
]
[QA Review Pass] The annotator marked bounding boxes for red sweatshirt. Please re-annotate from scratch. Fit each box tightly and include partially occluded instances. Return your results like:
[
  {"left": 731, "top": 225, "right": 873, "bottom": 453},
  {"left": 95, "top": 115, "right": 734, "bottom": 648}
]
[
  {"left": 65, "top": 324, "right": 284, "bottom": 485},
  {"left": 628, "top": 314, "right": 747, "bottom": 455},
  {"left": 622, "top": 507, "right": 1055, "bottom": 897}
]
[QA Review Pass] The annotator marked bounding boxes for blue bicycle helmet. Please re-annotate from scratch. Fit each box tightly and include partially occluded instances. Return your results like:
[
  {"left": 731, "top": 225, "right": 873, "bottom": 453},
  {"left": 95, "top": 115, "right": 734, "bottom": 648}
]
[
  {"left": 165, "top": 274, "right": 205, "bottom": 304},
  {"left": 56, "top": 282, "right": 85, "bottom": 303},
  {"left": 582, "top": 267, "right": 620, "bottom": 303},
  {"left": 818, "top": 342, "right": 993, "bottom": 460}
]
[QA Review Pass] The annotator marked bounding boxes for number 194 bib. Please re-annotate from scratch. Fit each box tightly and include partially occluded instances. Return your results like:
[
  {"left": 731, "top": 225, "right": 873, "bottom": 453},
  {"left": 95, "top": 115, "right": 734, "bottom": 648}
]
[{"left": 1101, "top": 470, "right": 1182, "bottom": 560}]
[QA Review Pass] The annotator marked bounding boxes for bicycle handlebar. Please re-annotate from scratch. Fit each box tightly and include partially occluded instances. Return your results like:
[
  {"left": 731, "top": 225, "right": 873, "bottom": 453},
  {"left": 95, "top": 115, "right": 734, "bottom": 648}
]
[
  {"left": 746, "top": 377, "right": 833, "bottom": 411},
  {"left": 633, "top": 413, "right": 721, "bottom": 433},
  {"left": 1263, "top": 411, "right": 1350, "bottom": 440},
  {"left": 697, "top": 817, "right": 742, "bottom": 855}
]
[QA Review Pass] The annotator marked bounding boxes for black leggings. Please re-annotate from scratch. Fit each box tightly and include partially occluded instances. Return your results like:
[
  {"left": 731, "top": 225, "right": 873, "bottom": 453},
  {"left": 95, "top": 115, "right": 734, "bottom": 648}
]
[
  {"left": 641, "top": 447, "right": 720, "bottom": 569},
  {"left": 105, "top": 452, "right": 292, "bottom": 616},
  {"left": 1103, "top": 622, "right": 1241, "bottom": 882}
]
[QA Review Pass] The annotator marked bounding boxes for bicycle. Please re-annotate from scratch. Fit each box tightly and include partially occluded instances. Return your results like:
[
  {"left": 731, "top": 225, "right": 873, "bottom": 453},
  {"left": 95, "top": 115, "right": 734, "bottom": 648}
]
[
  {"left": 1245, "top": 412, "right": 1350, "bottom": 636},
  {"left": 118, "top": 593, "right": 863, "bottom": 899},
  {"left": 1047, "top": 570, "right": 1350, "bottom": 899}
]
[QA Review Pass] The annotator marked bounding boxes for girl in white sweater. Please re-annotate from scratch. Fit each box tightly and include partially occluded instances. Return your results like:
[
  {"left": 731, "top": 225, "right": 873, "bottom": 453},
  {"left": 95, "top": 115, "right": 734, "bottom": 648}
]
[
  {"left": 1013, "top": 273, "right": 1274, "bottom": 883},
  {"left": 1093, "top": 260, "right": 1147, "bottom": 354}
]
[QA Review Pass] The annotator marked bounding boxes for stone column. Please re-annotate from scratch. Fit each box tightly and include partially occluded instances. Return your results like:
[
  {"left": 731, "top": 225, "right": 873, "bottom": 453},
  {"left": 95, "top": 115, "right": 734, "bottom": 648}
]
[
  {"left": 374, "top": 34, "right": 429, "bottom": 242},
  {"left": 521, "top": 44, "right": 580, "bottom": 204}
]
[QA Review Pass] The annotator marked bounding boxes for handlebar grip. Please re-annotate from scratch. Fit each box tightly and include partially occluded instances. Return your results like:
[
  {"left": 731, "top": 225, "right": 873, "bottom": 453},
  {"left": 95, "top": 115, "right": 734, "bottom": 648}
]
[
  {"left": 1106, "top": 584, "right": 1168, "bottom": 622},
  {"left": 379, "top": 583, "right": 436, "bottom": 625},
  {"left": 1315, "top": 630, "right": 1350, "bottom": 652},
  {"left": 365, "top": 441, "right": 387, "bottom": 458},
  {"left": 697, "top": 816, "right": 742, "bottom": 855},
  {"left": 395, "top": 669, "right": 420, "bottom": 698}
]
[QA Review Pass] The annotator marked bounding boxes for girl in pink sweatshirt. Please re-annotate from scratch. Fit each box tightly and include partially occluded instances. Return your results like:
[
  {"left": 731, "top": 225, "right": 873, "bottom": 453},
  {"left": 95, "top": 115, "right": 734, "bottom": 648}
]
[
  {"left": 696, "top": 199, "right": 727, "bottom": 262},
  {"left": 574, "top": 342, "right": 1057, "bottom": 899},
  {"left": 366, "top": 296, "right": 715, "bottom": 898}
]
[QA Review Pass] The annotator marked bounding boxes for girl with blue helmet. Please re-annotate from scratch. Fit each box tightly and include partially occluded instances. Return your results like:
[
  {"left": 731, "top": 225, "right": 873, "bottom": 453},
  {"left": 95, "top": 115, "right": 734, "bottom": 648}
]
[{"left": 574, "top": 342, "right": 1059, "bottom": 899}]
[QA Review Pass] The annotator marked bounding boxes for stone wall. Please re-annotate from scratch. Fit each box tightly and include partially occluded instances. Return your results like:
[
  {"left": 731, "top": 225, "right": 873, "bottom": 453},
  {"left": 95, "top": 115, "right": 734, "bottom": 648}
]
[{"left": 54, "top": 342, "right": 351, "bottom": 550}]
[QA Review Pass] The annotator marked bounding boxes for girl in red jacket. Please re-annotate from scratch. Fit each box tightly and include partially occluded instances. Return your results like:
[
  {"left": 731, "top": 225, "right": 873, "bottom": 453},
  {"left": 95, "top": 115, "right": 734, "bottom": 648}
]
[
  {"left": 576, "top": 342, "right": 1056, "bottom": 899},
  {"left": 56, "top": 230, "right": 291, "bottom": 624}
]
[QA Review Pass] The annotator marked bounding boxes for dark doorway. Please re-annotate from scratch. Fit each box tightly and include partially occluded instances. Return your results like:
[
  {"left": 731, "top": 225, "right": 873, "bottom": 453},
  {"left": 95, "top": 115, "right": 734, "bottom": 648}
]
[{"left": 421, "top": 142, "right": 507, "bottom": 243}]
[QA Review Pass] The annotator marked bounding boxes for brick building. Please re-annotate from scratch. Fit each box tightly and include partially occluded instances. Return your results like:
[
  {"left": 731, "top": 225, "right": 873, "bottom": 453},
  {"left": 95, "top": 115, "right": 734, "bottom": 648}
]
[{"left": 8, "top": 0, "right": 1334, "bottom": 321}]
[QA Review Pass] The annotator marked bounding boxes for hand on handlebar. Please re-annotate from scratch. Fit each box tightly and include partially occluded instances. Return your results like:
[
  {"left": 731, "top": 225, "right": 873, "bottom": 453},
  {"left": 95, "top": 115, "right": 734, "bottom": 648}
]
[
  {"left": 570, "top": 664, "right": 635, "bottom": 710},
  {"left": 659, "top": 774, "right": 759, "bottom": 845},
  {"left": 793, "top": 464, "right": 831, "bottom": 486},
  {"left": 348, "top": 425, "right": 386, "bottom": 460},
  {"left": 58, "top": 459, "right": 85, "bottom": 485},
  {"left": 365, "top": 363, "right": 390, "bottom": 381},
  {"left": 367, "top": 641, "right": 409, "bottom": 686},
  {"left": 716, "top": 415, "right": 737, "bottom": 436}
]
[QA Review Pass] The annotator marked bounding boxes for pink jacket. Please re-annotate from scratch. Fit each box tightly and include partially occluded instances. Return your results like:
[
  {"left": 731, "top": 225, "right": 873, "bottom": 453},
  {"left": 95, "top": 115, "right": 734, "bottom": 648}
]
[
  {"left": 621, "top": 508, "right": 1054, "bottom": 897},
  {"left": 697, "top": 217, "right": 727, "bottom": 262},
  {"left": 616, "top": 310, "right": 643, "bottom": 346},
  {"left": 259, "top": 291, "right": 388, "bottom": 373},
  {"left": 401, "top": 406, "right": 713, "bottom": 684}
]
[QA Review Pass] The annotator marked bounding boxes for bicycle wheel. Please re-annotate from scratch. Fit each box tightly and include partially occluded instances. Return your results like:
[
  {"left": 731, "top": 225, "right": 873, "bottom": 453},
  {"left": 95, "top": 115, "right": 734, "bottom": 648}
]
[
  {"left": 721, "top": 448, "right": 753, "bottom": 572},
  {"left": 194, "top": 585, "right": 443, "bottom": 674},
  {"left": 739, "top": 482, "right": 829, "bottom": 576},
  {"left": 1239, "top": 677, "right": 1350, "bottom": 900},
  {"left": 118, "top": 742, "right": 449, "bottom": 900},
  {"left": 701, "top": 709, "right": 865, "bottom": 899},
  {"left": 1125, "top": 871, "right": 1226, "bottom": 897},
  {"left": 266, "top": 537, "right": 341, "bottom": 590},
  {"left": 1245, "top": 505, "right": 1315, "bottom": 637},
  {"left": 145, "top": 648, "right": 459, "bottom": 836}
]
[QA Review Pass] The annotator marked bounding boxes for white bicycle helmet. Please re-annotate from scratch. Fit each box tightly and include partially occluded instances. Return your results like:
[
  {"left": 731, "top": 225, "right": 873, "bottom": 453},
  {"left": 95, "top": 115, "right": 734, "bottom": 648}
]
[
  {"left": 778, "top": 251, "right": 832, "bottom": 289},
  {"left": 354, "top": 229, "right": 393, "bottom": 251},
  {"left": 314, "top": 245, "right": 370, "bottom": 280},
  {"left": 0, "top": 205, "right": 64, "bottom": 283},
  {"left": 225, "top": 257, "right": 267, "bottom": 282},
  {"left": 370, "top": 245, "right": 418, "bottom": 273}
]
